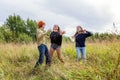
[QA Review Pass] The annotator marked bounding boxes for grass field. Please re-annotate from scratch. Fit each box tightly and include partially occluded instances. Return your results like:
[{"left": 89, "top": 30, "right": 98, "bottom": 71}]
[{"left": 0, "top": 41, "right": 120, "bottom": 80}]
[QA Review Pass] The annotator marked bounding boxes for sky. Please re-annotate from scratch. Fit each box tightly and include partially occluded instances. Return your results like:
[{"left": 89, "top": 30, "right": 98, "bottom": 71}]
[{"left": 0, "top": 0, "right": 120, "bottom": 36}]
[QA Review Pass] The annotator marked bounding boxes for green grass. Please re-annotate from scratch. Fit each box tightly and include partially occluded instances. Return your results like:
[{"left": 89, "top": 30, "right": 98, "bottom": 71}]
[{"left": 0, "top": 42, "right": 120, "bottom": 80}]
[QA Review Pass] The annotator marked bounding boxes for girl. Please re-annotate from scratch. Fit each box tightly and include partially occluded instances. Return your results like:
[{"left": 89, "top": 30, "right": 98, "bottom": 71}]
[
  {"left": 50, "top": 25, "right": 65, "bottom": 63},
  {"left": 73, "top": 26, "right": 92, "bottom": 63},
  {"left": 34, "top": 21, "right": 51, "bottom": 68}
]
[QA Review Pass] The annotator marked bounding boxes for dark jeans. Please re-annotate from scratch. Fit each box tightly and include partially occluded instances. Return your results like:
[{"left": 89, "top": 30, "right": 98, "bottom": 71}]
[{"left": 35, "top": 44, "right": 51, "bottom": 67}]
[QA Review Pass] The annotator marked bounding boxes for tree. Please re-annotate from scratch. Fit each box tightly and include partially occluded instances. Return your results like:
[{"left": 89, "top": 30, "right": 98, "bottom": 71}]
[
  {"left": 26, "top": 18, "right": 37, "bottom": 42},
  {"left": 0, "top": 25, "right": 13, "bottom": 42},
  {"left": 6, "top": 14, "right": 25, "bottom": 38},
  {"left": 5, "top": 14, "right": 37, "bottom": 43}
]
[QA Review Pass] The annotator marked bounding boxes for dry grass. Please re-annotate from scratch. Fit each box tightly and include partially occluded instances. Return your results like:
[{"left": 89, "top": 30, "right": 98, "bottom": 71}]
[{"left": 0, "top": 42, "right": 120, "bottom": 80}]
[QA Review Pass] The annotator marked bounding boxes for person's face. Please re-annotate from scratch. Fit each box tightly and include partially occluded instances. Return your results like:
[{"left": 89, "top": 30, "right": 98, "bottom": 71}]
[
  {"left": 77, "top": 26, "right": 82, "bottom": 32},
  {"left": 41, "top": 24, "right": 45, "bottom": 29},
  {"left": 53, "top": 25, "right": 59, "bottom": 32}
]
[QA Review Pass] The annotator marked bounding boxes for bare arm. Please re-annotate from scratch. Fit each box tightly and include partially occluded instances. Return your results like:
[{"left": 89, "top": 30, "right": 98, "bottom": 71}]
[{"left": 60, "top": 31, "right": 66, "bottom": 35}]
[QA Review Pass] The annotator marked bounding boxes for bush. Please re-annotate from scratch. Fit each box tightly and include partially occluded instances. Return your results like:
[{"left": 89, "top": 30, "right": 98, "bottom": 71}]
[{"left": 17, "top": 33, "right": 32, "bottom": 43}]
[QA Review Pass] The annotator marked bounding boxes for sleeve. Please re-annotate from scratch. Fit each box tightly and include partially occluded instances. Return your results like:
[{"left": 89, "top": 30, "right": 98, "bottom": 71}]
[
  {"left": 50, "top": 32, "right": 53, "bottom": 39},
  {"left": 85, "top": 31, "right": 93, "bottom": 37}
]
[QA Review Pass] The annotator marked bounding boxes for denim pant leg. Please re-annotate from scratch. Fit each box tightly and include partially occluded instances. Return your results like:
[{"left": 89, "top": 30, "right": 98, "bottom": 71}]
[
  {"left": 80, "top": 47, "right": 86, "bottom": 60},
  {"left": 44, "top": 45, "right": 51, "bottom": 64},
  {"left": 76, "top": 47, "right": 81, "bottom": 61},
  {"left": 35, "top": 44, "right": 45, "bottom": 66}
]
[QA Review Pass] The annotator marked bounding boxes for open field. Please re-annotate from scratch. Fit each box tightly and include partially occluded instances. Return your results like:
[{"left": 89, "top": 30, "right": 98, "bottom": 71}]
[{"left": 0, "top": 42, "right": 120, "bottom": 80}]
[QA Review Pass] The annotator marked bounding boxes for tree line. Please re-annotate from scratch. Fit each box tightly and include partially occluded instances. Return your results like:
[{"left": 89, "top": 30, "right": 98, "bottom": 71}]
[
  {"left": 0, "top": 14, "right": 120, "bottom": 43},
  {"left": 0, "top": 14, "right": 37, "bottom": 43}
]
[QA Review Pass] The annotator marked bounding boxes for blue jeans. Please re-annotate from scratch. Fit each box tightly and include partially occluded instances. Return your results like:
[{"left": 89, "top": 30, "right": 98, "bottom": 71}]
[
  {"left": 76, "top": 47, "right": 86, "bottom": 61},
  {"left": 35, "top": 44, "right": 51, "bottom": 67}
]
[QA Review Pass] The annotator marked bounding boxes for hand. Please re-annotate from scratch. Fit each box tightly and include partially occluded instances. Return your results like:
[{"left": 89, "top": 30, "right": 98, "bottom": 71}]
[
  {"left": 72, "top": 36, "right": 75, "bottom": 39},
  {"left": 60, "top": 31, "right": 66, "bottom": 35},
  {"left": 62, "top": 31, "right": 66, "bottom": 34},
  {"left": 47, "top": 29, "right": 52, "bottom": 33},
  {"left": 70, "top": 36, "right": 75, "bottom": 42}
]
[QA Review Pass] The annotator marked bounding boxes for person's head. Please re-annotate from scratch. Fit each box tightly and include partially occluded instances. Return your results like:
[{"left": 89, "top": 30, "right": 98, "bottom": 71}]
[
  {"left": 37, "top": 21, "right": 46, "bottom": 29},
  {"left": 76, "top": 26, "right": 84, "bottom": 33},
  {"left": 53, "top": 25, "right": 60, "bottom": 32}
]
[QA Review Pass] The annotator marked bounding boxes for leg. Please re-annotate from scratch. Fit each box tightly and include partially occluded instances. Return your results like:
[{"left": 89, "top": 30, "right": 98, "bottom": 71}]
[
  {"left": 81, "top": 47, "right": 86, "bottom": 62},
  {"left": 45, "top": 45, "right": 51, "bottom": 65},
  {"left": 76, "top": 47, "right": 81, "bottom": 61},
  {"left": 50, "top": 47, "right": 55, "bottom": 63},
  {"left": 56, "top": 48, "right": 64, "bottom": 63},
  {"left": 35, "top": 45, "right": 45, "bottom": 67},
  {"left": 50, "top": 48, "right": 55, "bottom": 58}
]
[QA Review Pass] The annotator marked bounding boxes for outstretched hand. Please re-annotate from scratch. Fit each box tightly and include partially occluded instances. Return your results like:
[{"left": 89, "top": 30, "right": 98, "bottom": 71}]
[
  {"left": 72, "top": 36, "right": 75, "bottom": 39},
  {"left": 62, "top": 31, "right": 66, "bottom": 34},
  {"left": 47, "top": 29, "right": 52, "bottom": 33},
  {"left": 60, "top": 31, "right": 66, "bottom": 35},
  {"left": 70, "top": 36, "right": 75, "bottom": 42}
]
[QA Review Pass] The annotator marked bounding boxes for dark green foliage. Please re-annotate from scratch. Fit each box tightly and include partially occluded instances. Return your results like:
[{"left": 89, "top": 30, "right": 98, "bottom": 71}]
[
  {"left": 0, "top": 14, "right": 37, "bottom": 43},
  {"left": 62, "top": 36, "right": 71, "bottom": 42},
  {"left": 88, "top": 32, "right": 120, "bottom": 42},
  {"left": 26, "top": 18, "right": 37, "bottom": 42},
  {"left": 0, "top": 25, "right": 12, "bottom": 42},
  {"left": 6, "top": 14, "right": 26, "bottom": 37}
]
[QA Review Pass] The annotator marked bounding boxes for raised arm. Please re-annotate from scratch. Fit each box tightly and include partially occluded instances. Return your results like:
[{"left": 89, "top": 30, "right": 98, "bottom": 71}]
[
  {"left": 60, "top": 31, "right": 66, "bottom": 35},
  {"left": 85, "top": 30, "right": 93, "bottom": 37}
]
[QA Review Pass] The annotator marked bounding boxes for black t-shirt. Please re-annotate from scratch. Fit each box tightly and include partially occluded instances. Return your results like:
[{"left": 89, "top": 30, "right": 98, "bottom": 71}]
[{"left": 50, "top": 32, "right": 62, "bottom": 46}]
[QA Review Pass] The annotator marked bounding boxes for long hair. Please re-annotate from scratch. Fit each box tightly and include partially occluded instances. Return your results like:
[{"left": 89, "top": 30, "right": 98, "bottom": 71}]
[
  {"left": 57, "top": 25, "right": 60, "bottom": 33},
  {"left": 54, "top": 25, "right": 61, "bottom": 33},
  {"left": 74, "top": 26, "right": 84, "bottom": 36}
]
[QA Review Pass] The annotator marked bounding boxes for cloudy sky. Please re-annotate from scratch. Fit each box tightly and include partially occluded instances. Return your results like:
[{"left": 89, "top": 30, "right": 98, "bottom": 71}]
[{"left": 0, "top": 0, "right": 120, "bottom": 36}]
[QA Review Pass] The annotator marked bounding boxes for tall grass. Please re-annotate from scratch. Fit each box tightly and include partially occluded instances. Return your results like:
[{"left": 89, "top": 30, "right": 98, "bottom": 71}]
[{"left": 0, "top": 42, "right": 120, "bottom": 80}]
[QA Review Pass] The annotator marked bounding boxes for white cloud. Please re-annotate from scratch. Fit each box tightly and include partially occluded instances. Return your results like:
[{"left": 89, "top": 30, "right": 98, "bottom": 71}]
[{"left": 0, "top": 0, "right": 120, "bottom": 36}]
